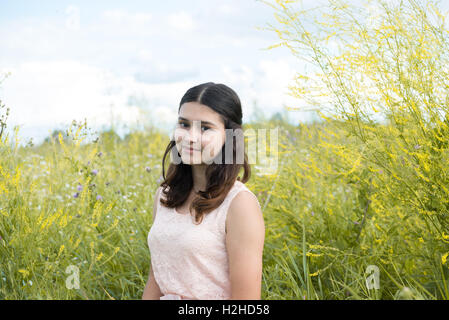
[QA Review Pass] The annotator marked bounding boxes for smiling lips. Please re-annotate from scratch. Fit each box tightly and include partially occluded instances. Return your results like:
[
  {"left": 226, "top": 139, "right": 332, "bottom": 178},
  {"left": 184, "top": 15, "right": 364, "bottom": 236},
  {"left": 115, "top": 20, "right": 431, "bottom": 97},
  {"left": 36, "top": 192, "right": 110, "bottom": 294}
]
[{"left": 183, "top": 146, "right": 201, "bottom": 152}]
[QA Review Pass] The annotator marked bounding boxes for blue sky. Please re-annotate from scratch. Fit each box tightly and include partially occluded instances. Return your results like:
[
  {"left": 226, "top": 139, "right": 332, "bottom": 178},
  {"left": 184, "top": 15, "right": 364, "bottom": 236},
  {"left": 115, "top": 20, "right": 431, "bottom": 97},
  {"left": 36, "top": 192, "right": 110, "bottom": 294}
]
[{"left": 1, "top": 0, "right": 317, "bottom": 146}]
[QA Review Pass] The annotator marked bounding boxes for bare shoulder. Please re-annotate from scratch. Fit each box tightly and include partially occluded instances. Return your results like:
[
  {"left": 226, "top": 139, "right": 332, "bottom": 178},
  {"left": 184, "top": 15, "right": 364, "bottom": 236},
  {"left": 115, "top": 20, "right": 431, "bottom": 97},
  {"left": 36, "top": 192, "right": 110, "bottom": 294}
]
[
  {"left": 226, "top": 190, "right": 264, "bottom": 234},
  {"left": 230, "top": 190, "right": 261, "bottom": 213}
]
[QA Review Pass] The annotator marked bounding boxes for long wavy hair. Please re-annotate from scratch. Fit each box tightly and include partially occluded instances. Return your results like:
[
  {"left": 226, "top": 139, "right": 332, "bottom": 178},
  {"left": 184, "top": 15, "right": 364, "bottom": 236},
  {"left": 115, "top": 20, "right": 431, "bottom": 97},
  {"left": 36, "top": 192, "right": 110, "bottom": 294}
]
[{"left": 159, "top": 82, "right": 251, "bottom": 224}]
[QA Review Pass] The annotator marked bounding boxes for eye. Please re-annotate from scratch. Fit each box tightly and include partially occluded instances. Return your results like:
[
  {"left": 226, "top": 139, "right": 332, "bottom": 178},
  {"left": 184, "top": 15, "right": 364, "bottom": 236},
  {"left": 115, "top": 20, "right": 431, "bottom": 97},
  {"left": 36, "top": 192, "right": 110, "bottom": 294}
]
[{"left": 178, "top": 121, "right": 210, "bottom": 132}]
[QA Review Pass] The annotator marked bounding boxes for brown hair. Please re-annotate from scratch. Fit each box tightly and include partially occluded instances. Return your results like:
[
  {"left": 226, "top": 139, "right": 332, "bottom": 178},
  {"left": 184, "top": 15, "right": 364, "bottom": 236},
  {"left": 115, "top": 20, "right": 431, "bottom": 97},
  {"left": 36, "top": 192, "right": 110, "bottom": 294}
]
[{"left": 159, "top": 82, "right": 251, "bottom": 224}]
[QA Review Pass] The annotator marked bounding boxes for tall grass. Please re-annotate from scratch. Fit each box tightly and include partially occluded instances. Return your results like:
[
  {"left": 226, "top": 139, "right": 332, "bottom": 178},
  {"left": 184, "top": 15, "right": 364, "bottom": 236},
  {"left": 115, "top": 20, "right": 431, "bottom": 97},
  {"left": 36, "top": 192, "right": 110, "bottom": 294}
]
[{"left": 0, "top": 113, "right": 448, "bottom": 299}]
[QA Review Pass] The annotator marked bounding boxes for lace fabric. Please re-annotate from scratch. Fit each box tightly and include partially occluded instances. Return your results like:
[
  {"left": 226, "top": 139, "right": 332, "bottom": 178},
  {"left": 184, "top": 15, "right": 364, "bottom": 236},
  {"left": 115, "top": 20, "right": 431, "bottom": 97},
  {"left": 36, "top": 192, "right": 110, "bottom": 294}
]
[{"left": 147, "top": 179, "right": 261, "bottom": 300}]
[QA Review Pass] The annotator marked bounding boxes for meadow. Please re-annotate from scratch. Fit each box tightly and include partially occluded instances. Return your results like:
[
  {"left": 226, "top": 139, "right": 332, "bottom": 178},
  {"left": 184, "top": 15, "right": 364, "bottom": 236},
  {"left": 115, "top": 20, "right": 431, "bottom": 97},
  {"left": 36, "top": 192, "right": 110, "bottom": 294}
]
[{"left": 0, "top": 113, "right": 447, "bottom": 299}]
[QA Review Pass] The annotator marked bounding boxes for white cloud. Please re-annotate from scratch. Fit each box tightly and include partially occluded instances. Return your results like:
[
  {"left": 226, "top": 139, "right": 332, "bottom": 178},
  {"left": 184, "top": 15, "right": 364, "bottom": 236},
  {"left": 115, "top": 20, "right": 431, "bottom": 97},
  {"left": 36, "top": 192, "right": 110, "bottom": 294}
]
[
  {"left": 1, "top": 60, "right": 196, "bottom": 144},
  {"left": 168, "top": 11, "right": 195, "bottom": 31},
  {"left": 102, "top": 9, "right": 152, "bottom": 25},
  {"left": 137, "top": 49, "right": 153, "bottom": 62},
  {"left": 154, "top": 105, "right": 178, "bottom": 129},
  {"left": 0, "top": 1, "right": 317, "bottom": 145},
  {"left": 215, "top": 58, "right": 312, "bottom": 124},
  {"left": 96, "top": 9, "right": 154, "bottom": 38},
  {"left": 221, "top": 58, "right": 298, "bottom": 106},
  {"left": 221, "top": 64, "right": 254, "bottom": 85},
  {"left": 4, "top": 60, "right": 114, "bottom": 126},
  {"left": 217, "top": 4, "right": 236, "bottom": 15},
  {"left": 1, "top": 56, "right": 312, "bottom": 145},
  {"left": 134, "top": 61, "right": 198, "bottom": 84},
  {"left": 65, "top": 5, "right": 80, "bottom": 31}
]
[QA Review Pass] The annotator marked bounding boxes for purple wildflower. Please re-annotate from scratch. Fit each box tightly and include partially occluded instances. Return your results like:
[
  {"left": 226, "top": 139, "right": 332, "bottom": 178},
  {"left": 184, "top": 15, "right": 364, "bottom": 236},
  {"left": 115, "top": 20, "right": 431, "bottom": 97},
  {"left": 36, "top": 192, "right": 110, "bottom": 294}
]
[
  {"left": 77, "top": 184, "right": 83, "bottom": 192},
  {"left": 354, "top": 221, "right": 360, "bottom": 225},
  {"left": 73, "top": 192, "right": 79, "bottom": 198},
  {"left": 145, "top": 166, "right": 151, "bottom": 173},
  {"left": 91, "top": 169, "right": 98, "bottom": 175},
  {"left": 311, "top": 211, "right": 315, "bottom": 216},
  {"left": 97, "top": 152, "right": 103, "bottom": 157},
  {"left": 414, "top": 144, "right": 421, "bottom": 150},
  {"left": 96, "top": 195, "right": 103, "bottom": 201}
]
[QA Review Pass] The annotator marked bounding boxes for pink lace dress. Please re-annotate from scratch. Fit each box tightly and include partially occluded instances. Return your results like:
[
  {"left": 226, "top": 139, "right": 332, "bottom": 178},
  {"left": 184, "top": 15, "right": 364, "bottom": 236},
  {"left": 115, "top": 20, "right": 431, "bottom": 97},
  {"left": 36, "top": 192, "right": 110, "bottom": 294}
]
[{"left": 147, "top": 179, "right": 260, "bottom": 300}]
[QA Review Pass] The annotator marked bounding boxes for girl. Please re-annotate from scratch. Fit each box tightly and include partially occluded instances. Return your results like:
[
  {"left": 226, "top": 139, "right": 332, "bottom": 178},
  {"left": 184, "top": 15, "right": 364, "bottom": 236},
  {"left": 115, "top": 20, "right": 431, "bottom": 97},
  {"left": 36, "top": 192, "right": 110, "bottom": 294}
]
[{"left": 143, "top": 82, "right": 265, "bottom": 300}]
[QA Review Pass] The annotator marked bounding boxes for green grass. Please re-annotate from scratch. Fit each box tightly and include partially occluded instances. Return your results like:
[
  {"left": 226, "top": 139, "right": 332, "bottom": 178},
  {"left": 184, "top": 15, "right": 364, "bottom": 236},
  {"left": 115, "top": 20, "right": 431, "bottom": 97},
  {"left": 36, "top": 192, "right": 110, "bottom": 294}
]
[{"left": 0, "top": 118, "right": 448, "bottom": 299}]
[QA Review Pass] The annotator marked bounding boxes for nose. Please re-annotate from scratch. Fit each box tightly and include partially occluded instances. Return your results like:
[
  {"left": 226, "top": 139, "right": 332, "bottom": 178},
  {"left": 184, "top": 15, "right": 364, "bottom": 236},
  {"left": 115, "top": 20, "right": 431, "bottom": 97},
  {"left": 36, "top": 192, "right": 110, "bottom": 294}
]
[{"left": 185, "top": 121, "right": 202, "bottom": 143}]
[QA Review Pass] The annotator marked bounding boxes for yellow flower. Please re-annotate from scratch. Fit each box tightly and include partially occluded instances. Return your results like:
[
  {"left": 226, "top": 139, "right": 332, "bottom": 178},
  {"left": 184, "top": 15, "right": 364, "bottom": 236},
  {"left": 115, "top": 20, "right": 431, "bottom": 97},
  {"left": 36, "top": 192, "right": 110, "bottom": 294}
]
[
  {"left": 18, "top": 269, "right": 29, "bottom": 277},
  {"left": 442, "top": 252, "right": 449, "bottom": 265},
  {"left": 57, "top": 244, "right": 65, "bottom": 257},
  {"left": 73, "top": 238, "right": 81, "bottom": 249},
  {"left": 306, "top": 252, "right": 323, "bottom": 257}
]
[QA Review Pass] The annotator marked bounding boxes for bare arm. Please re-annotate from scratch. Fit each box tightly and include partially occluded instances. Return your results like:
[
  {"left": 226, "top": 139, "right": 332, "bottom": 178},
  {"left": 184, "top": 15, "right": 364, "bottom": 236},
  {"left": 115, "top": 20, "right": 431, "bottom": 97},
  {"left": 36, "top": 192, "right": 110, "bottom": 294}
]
[
  {"left": 142, "top": 264, "right": 163, "bottom": 300},
  {"left": 142, "top": 187, "right": 163, "bottom": 300},
  {"left": 226, "top": 191, "right": 265, "bottom": 300}
]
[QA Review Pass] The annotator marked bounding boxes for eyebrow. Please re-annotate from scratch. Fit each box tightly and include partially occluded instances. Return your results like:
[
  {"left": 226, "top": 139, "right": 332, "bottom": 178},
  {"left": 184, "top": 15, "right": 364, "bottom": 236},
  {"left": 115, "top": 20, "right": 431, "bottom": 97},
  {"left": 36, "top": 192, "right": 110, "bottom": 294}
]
[{"left": 178, "top": 117, "right": 216, "bottom": 127}]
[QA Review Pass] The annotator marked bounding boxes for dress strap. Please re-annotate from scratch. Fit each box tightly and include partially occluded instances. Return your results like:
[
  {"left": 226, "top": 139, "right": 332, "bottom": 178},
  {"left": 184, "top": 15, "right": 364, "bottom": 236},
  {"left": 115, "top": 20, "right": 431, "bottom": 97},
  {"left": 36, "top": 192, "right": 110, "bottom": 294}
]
[{"left": 154, "top": 186, "right": 164, "bottom": 221}]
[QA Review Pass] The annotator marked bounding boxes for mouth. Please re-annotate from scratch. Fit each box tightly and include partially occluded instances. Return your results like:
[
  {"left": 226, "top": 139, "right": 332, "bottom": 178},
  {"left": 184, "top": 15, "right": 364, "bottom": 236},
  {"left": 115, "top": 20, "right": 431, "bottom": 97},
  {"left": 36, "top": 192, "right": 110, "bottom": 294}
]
[{"left": 183, "top": 146, "right": 201, "bottom": 153}]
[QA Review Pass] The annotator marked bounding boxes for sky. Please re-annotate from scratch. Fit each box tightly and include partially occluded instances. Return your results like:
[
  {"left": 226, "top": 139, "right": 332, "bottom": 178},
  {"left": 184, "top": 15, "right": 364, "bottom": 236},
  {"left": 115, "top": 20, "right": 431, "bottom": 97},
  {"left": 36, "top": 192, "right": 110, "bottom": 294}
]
[
  {"left": 1, "top": 0, "right": 448, "bottom": 147},
  {"left": 0, "top": 0, "right": 320, "bottom": 146}
]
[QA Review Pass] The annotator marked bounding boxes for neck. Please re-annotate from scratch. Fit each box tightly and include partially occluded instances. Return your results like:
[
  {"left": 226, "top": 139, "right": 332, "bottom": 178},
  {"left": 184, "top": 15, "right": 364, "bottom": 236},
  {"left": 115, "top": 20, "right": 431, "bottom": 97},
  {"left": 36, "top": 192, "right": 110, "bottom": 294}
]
[{"left": 191, "top": 164, "right": 207, "bottom": 192}]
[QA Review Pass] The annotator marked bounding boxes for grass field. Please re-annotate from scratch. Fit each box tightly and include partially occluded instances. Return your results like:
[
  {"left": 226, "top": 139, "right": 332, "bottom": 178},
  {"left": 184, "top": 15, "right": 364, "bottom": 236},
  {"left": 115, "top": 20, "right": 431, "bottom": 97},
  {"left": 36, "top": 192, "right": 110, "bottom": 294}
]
[{"left": 1, "top": 115, "right": 448, "bottom": 300}]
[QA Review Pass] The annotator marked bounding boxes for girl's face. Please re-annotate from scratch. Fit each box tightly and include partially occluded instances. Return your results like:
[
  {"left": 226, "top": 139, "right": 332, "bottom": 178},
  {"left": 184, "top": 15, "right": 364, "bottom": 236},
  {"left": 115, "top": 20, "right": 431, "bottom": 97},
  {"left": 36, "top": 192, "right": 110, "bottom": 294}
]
[{"left": 174, "top": 102, "right": 226, "bottom": 165}]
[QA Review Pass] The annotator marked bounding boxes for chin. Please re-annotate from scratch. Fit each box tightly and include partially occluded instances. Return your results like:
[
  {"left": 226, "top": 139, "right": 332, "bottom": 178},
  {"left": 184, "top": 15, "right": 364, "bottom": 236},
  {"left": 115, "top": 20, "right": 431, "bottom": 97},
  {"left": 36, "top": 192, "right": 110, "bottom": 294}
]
[{"left": 181, "top": 155, "right": 203, "bottom": 165}]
